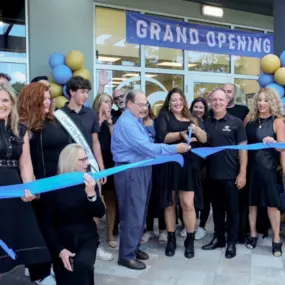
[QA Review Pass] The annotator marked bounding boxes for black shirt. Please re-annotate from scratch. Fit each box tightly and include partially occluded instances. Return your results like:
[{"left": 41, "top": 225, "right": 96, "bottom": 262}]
[
  {"left": 61, "top": 104, "right": 100, "bottom": 149},
  {"left": 111, "top": 109, "right": 122, "bottom": 124},
  {"left": 209, "top": 104, "right": 249, "bottom": 121},
  {"left": 204, "top": 113, "right": 247, "bottom": 180}
]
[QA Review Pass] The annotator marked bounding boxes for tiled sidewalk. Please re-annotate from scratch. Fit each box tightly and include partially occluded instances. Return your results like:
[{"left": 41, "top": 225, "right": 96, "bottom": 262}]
[{"left": 2, "top": 217, "right": 285, "bottom": 285}]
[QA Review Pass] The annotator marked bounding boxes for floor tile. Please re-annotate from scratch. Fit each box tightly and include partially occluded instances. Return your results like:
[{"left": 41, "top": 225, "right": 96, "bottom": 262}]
[{"left": 251, "top": 254, "right": 284, "bottom": 269}]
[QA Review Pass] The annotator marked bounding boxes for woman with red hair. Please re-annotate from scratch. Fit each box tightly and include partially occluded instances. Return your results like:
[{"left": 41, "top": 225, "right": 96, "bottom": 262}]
[{"left": 18, "top": 82, "right": 70, "bottom": 285}]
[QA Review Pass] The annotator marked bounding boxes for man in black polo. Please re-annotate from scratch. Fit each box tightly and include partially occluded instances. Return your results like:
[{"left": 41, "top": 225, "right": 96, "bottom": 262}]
[
  {"left": 61, "top": 76, "right": 113, "bottom": 261},
  {"left": 202, "top": 88, "right": 248, "bottom": 259}
]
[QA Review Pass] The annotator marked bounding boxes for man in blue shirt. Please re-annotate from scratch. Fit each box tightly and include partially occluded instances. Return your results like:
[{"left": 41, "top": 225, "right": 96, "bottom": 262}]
[{"left": 112, "top": 89, "right": 190, "bottom": 270}]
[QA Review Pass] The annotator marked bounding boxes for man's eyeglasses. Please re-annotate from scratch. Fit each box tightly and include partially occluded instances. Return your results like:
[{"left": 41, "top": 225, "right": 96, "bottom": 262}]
[
  {"left": 113, "top": 94, "right": 125, "bottom": 102},
  {"left": 78, "top": 157, "right": 88, "bottom": 163},
  {"left": 134, "top": 102, "right": 150, "bottom": 108}
]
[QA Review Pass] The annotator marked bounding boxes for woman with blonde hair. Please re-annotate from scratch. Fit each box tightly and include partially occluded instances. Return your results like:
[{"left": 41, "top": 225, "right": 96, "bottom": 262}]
[
  {"left": 41, "top": 144, "right": 105, "bottom": 285},
  {"left": 245, "top": 87, "right": 285, "bottom": 256},
  {"left": 0, "top": 83, "right": 50, "bottom": 275},
  {"left": 93, "top": 93, "right": 118, "bottom": 247}
]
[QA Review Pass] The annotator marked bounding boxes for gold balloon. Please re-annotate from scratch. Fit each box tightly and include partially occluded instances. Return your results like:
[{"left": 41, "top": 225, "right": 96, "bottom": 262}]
[
  {"left": 65, "top": 50, "right": 84, "bottom": 71},
  {"left": 54, "top": 96, "right": 68, "bottom": 109},
  {"left": 261, "top": 54, "right": 281, "bottom": 74},
  {"left": 73, "top": 68, "right": 91, "bottom": 80},
  {"left": 50, "top": 82, "right": 63, "bottom": 98},
  {"left": 274, "top": 67, "right": 285, "bottom": 86}
]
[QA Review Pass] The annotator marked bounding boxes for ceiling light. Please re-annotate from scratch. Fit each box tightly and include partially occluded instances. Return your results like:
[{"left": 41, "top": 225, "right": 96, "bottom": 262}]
[
  {"left": 146, "top": 74, "right": 158, "bottom": 78},
  {"left": 123, "top": 73, "right": 139, "bottom": 77},
  {"left": 202, "top": 5, "right": 224, "bottom": 18},
  {"left": 112, "top": 77, "right": 125, "bottom": 81},
  {"left": 98, "top": 56, "right": 121, "bottom": 62},
  {"left": 157, "top": 62, "right": 183, "bottom": 67},
  {"left": 188, "top": 64, "right": 198, "bottom": 67}
]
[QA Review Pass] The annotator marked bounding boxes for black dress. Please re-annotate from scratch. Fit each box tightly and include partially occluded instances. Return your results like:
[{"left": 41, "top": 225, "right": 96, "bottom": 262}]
[
  {"left": 41, "top": 185, "right": 105, "bottom": 285},
  {"left": 98, "top": 121, "right": 114, "bottom": 192},
  {"left": 246, "top": 116, "right": 280, "bottom": 208},
  {"left": 0, "top": 121, "right": 50, "bottom": 274},
  {"left": 155, "top": 111, "right": 203, "bottom": 209}
]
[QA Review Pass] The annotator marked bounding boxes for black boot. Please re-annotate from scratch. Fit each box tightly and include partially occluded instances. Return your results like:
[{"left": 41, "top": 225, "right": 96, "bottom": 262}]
[
  {"left": 184, "top": 232, "right": 195, "bottom": 259},
  {"left": 165, "top": 232, "right": 176, "bottom": 257}
]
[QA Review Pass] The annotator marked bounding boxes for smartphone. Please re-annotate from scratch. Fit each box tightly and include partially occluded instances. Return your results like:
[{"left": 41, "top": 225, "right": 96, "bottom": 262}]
[
  {"left": 69, "top": 257, "right": 74, "bottom": 271},
  {"left": 187, "top": 126, "right": 193, "bottom": 145}
]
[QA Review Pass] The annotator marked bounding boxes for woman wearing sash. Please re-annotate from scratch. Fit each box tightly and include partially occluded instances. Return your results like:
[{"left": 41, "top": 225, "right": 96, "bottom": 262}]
[
  {"left": 245, "top": 88, "right": 285, "bottom": 257},
  {"left": 0, "top": 83, "right": 50, "bottom": 277},
  {"left": 41, "top": 144, "right": 105, "bottom": 285}
]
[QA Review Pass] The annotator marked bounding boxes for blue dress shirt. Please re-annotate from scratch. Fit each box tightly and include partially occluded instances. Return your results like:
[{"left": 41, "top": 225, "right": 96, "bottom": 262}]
[{"left": 111, "top": 109, "right": 177, "bottom": 163}]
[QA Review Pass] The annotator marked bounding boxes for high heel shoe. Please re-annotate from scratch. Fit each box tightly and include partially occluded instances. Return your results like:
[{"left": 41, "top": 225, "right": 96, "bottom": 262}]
[
  {"left": 246, "top": 236, "right": 258, "bottom": 250},
  {"left": 272, "top": 241, "right": 282, "bottom": 257}
]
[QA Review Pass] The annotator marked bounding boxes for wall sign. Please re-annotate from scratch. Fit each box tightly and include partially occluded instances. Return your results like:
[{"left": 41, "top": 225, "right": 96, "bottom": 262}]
[{"left": 126, "top": 12, "right": 273, "bottom": 58}]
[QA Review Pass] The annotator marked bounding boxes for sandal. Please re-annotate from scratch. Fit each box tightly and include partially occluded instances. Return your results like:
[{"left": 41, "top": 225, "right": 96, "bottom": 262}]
[
  {"left": 246, "top": 236, "right": 258, "bottom": 250},
  {"left": 272, "top": 241, "right": 282, "bottom": 257},
  {"left": 108, "top": 240, "right": 117, "bottom": 248}
]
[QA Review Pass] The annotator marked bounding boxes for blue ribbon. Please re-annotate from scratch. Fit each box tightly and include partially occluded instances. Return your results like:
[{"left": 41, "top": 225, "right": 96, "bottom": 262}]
[
  {"left": 0, "top": 154, "right": 184, "bottom": 199},
  {"left": 192, "top": 142, "right": 285, "bottom": 158},
  {"left": 0, "top": 240, "right": 16, "bottom": 260}
]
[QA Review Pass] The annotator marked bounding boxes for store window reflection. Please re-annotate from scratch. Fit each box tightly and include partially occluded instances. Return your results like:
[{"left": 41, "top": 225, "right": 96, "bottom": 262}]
[
  {"left": 96, "top": 69, "right": 141, "bottom": 95},
  {"left": 233, "top": 56, "right": 260, "bottom": 76},
  {"left": 145, "top": 73, "right": 183, "bottom": 116},
  {"left": 188, "top": 52, "right": 230, "bottom": 73},
  {"left": 234, "top": 78, "right": 259, "bottom": 109},
  {"left": 95, "top": 7, "right": 140, "bottom": 66},
  {"left": 194, "top": 82, "right": 225, "bottom": 100}
]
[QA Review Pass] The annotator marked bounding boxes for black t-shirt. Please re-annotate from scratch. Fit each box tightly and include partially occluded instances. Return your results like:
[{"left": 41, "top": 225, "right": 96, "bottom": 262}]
[
  {"left": 209, "top": 104, "right": 249, "bottom": 121},
  {"left": 204, "top": 113, "right": 247, "bottom": 180},
  {"left": 61, "top": 104, "right": 100, "bottom": 149},
  {"left": 111, "top": 109, "right": 122, "bottom": 124}
]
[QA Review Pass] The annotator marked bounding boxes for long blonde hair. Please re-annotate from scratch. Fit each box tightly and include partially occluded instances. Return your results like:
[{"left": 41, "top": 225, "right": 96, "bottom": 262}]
[
  {"left": 0, "top": 83, "right": 20, "bottom": 136},
  {"left": 92, "top": 93, "right": 113, "bottom": 113},
  {"left": 58, "top": 144, "right": 86, "bottom": 174},
  {"left": 248, "top": 88, "right": 285, "bottom": 122}
]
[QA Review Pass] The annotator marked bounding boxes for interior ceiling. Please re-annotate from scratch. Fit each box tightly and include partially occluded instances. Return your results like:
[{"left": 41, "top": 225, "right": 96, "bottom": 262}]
[{"left": 185, "top": 0, "right": 273, "bottom": 16}]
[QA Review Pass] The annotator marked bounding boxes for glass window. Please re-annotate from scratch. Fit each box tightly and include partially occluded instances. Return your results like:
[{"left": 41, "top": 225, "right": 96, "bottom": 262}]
[
  {"left": 188, "top": 52, "right": 230, "bottom": 73},
  {"left": 95, "top": 7, "right": 140, "bottom": 66},
  {"left": 145, "top": 73, "right": 184, "bottom": 116},
  {"left": 0, "top": 0, "right": 26, "bottom": 60},
  {"left": 234, "top": 78, "right": 259, "bottom": 108},
  {"left": 193, "top": 82, "right": 225, "bottom": 100},
  {"left": 0, "top": 62, "right": 27, "bottom": 93},
  {"left": 96, "top": 69, "right": 141, "bottom": 95}
]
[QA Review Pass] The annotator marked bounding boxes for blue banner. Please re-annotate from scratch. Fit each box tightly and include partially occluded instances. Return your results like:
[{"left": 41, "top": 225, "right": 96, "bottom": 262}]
[{"left": 126, "top": 12, "right": 273, "bottom": 58}]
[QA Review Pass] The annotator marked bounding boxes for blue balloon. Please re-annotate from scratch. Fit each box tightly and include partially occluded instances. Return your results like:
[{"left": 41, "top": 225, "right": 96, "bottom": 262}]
[
  {"left": 52, "top": 65, "right": 72, "bottom": 85},
  {"left": 280, "top": 51, "right": 285, "bottom": 67},
  {"left": 266, "top": 83, "right": 285, "bottom": 98},
  {"left": 258, "top": 73, "right": 274, "bottom": 87},
  {"left": 49, "top": 53, "right": 65, "bottom": 69},
  {"left": 63, "top": 84, "right": 69, "bottom": 99}
]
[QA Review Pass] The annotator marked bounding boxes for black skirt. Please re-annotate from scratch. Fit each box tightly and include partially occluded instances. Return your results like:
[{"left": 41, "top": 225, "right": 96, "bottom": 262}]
[
  {"left": 248, "top": 166, "right": 280, "bottom": 208},
  {"left": 0, "top": 168, "right": 51, "bottom": 274}
]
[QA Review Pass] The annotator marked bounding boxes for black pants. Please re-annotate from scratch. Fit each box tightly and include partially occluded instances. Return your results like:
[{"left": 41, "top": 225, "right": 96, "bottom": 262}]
[
  {"left": 53, "top": 238, "right": 98, "bottom": 285},
  {"left": 199, "top": 179, "right": 211, "bottom": 228},
  {"left": 210, "top": 179, "right": 239, "bottom": 244},
  {"left": 27, "top": 262, "right": 51, "bottom": 281}
]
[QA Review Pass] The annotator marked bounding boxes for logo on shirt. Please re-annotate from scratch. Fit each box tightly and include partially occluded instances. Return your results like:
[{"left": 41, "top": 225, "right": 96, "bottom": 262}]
[{"left": 222, "top": 125, "right": 231, "bottom": 132}]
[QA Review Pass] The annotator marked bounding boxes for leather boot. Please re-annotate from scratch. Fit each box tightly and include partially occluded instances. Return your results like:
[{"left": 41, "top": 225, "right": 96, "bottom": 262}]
[
  {"left": 184, "top": 232, "right": 195, "bottom": 259},
  {"left": 165, "top": 232, "right": 176, "bottom": 257}
]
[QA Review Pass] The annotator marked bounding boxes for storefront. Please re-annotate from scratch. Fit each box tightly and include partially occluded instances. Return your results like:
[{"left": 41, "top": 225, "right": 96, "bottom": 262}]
[{"left": 0, "top": 0, "right": 275, "bottom": 110}]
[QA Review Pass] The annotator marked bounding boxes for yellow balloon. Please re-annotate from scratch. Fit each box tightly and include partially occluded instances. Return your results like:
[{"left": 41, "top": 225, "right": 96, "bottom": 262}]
[
  {"left": 65, "top": 50, "right": 84, "bottom": 71},
  {"left": 261, "top": 54, "right": 281, "bottom": 74},
  {"left": 274, "top": 67, "right": 285, "bottom": 86},
  {"left": 50, "top": 82, "right": 63, "bottom": 98},
  {"left": 73, "top": 68, "right": 91, "bottom": 80},
  {"left": 54, "top": 96, "right": 68, "bottom": 109}
]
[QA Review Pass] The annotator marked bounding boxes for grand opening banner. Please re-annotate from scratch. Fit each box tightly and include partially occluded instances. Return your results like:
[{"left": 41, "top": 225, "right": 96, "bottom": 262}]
[{"left": 126, "top": 12, "right": 273, "bottom": 58}]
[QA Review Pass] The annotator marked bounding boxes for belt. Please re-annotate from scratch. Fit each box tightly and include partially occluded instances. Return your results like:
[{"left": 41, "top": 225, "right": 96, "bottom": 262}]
[{"left": 0, "top": 159, "right": 19, "bottom": 168}]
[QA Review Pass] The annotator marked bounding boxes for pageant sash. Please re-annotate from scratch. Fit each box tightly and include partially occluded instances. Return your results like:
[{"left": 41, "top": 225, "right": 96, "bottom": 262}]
[{"left": 54, "top": 109, "right": 99, "bottom": 173}]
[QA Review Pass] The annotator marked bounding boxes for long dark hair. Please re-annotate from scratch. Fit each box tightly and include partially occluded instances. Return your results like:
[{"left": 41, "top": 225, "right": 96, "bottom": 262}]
[
  {"left": 190, "top": 97, "right": 209, "bottom": 120},
  {"left": 160, "top": 87, "right": 198, "bottom": 125}
]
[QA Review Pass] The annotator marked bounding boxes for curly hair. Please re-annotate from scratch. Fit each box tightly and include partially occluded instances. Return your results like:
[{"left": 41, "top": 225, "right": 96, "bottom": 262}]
[
  {"left": 248, "top": 88, "right": 285, "bottom": 122},
  {"left": 0, "top": 83, "right": 19, "bottom": 136},
  {"left": 18, "top": 83, "right": 54, "bottom": 131},
  {"left": 159, "top": 87, "right": 198, "bottom": 125}
]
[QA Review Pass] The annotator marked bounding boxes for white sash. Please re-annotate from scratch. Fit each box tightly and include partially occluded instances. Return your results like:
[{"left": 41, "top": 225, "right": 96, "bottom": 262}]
[{"left": 54, "top": 109, "right": 99, "bottom": 173}]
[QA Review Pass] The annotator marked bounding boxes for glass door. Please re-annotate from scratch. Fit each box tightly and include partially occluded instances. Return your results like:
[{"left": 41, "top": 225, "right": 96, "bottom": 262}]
[{"left": 186, "top": 74, "right": 233, "bottom": 106}]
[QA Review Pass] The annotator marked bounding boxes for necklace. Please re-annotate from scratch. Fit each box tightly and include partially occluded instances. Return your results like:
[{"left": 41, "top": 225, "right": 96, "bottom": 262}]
[{"left": 258, "top": 118, "right": 263, "bottom": 128}]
